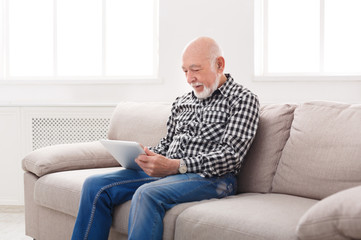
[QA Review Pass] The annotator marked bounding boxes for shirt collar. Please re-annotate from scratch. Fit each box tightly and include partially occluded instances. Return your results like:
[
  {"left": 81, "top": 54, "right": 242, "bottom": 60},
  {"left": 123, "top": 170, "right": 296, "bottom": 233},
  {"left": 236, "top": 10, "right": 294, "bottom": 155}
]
[{"left": 216, "top": 73, "right": 234, "bottom": 98}]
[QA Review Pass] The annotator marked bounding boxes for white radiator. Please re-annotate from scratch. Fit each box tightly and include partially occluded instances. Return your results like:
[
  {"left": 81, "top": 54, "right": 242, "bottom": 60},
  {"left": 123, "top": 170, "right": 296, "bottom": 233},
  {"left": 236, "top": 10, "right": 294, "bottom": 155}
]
[
  {"left": 20, "top": 106, "right": 115, "bottom": 151},
  {"left": 0, "top": 105, "right": 115, "bottom": 205},
  {"left": 31, "top": 117, "right": 110, "bottom": 150}
]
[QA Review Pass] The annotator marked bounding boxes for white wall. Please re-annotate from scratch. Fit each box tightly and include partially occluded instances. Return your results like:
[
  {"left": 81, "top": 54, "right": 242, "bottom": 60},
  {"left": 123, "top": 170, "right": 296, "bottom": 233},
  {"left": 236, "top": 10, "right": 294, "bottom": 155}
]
[{"left": 0, "top": 0, "right": 360, "bottom": 105}]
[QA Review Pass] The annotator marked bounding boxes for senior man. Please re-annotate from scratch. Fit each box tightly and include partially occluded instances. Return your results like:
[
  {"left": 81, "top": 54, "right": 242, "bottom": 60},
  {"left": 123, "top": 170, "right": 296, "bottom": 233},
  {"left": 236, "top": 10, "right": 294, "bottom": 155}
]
[{"left": 71, "top": 37, "right": 260, "bottom": 240}]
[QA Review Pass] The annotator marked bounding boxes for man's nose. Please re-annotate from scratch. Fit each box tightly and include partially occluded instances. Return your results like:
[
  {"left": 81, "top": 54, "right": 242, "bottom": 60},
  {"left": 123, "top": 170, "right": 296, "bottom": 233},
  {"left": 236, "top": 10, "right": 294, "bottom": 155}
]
[{"left": 187, "top": 72, "right": 195, "bottom": 84}]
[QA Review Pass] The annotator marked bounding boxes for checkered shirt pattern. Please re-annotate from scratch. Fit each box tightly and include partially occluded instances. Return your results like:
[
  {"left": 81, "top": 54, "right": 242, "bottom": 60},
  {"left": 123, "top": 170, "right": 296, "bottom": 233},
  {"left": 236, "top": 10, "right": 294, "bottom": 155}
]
[{"left": 151, "top": 74, "right": 260, "bottom": 177}]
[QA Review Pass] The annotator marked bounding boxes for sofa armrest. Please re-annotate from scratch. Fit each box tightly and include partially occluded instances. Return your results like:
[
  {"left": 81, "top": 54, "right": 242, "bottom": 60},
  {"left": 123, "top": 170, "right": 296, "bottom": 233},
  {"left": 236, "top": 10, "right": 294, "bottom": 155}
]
[
  {"left": 296, "top": 185, "right": 361, "bottom": 240},
  {"left": 22, "top": 141, "right": 119, "bottom": 177}
]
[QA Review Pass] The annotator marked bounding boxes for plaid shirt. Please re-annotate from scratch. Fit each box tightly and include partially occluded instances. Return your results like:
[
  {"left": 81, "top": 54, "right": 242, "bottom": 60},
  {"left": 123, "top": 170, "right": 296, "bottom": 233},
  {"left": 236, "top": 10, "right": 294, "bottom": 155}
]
[{"left": 152, "top": 74, "right": 260, "bottom": 177}]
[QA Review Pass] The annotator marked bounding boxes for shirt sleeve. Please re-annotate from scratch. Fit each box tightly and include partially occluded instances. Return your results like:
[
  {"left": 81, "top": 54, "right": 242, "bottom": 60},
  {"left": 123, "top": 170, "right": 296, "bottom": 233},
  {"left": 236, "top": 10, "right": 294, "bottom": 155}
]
[{"left": 183, "top": 93, "right": 260, "bottom": 177}]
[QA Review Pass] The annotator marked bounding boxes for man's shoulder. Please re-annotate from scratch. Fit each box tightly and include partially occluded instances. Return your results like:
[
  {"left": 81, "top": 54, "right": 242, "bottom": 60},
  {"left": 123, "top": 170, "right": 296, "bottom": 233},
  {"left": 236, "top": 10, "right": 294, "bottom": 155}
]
[
  {"left": 227, "top": 80, "right": 258, "bottom": 103},
  {"left": 221, "top": 74, "right": 256, "bottom": 99}
]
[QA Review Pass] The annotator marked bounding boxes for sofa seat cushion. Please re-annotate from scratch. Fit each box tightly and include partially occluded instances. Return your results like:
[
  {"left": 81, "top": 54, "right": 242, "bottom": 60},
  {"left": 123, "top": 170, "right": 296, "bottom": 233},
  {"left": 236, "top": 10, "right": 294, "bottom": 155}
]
[
  {"left": 34, "top": 167, "right": 202, "bottom": 239},
  {"left": 34, "top": 167, "right": 121, "bottom": 217},
  {"left": 111, "top": 199, "right": 201, "bottom": 239},
  {"left": 272, "top": 101, "right": 361, "bottom": 199},
  {"left": 174, "top": 193, "right": 318, "bottom": 240}
]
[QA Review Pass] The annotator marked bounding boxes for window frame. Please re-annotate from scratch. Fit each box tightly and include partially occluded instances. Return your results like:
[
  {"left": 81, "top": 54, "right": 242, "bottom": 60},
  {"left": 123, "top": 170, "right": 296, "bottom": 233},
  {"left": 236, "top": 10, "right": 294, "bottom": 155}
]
[
  {"left": 0, "top": 0, "right": 4, "bottom": 81},
  {"left": 0, "top": 0, "right": 160, "bottom": 85},
  {"left": 253, "top": 0, "right": 361, "bottom": 82}
]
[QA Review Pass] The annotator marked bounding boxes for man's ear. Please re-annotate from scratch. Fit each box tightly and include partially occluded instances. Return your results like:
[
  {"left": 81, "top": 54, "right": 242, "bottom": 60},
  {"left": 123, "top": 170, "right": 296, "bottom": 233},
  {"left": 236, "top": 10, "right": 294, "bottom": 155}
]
[{"left": 216, "top": 57, "right": 225, "bottom": 72}]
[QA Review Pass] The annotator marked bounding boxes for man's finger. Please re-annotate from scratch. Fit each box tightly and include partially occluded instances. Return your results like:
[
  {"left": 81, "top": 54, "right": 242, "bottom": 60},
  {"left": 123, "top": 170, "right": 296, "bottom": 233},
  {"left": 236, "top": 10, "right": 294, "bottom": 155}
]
[{"left": 144, "top": 147, "right": 157, "bottom": 156}]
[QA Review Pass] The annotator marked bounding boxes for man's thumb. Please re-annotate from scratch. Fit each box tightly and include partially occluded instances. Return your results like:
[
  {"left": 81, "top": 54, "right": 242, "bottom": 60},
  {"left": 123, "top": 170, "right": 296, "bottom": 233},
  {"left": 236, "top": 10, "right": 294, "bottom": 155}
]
[{"left": 144, "top": 147, "right": 156, "bottom": 156}]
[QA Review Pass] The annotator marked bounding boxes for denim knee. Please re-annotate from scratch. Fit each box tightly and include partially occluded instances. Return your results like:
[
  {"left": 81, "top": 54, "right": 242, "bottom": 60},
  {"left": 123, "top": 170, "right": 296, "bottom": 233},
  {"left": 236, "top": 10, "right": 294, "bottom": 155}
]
[
  {"left": 81, "top": 175, "right": 110, "bottom": 203},
  {"left": 132, "top": 183, "right": 157, "bottom": 204}
]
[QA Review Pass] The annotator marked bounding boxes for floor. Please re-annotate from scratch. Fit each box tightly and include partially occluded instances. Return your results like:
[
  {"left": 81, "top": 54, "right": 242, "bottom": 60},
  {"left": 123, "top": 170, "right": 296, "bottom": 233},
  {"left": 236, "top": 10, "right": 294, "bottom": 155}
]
[{"left": 0, "top": 206, "right": 32, "bottom": 240}]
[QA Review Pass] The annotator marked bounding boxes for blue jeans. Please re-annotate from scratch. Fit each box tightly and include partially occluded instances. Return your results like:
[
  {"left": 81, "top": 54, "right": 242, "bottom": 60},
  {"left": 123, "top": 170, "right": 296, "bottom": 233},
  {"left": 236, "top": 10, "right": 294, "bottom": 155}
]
[{"left": 71, "top": 169, "right": 237, "bottom": 240}]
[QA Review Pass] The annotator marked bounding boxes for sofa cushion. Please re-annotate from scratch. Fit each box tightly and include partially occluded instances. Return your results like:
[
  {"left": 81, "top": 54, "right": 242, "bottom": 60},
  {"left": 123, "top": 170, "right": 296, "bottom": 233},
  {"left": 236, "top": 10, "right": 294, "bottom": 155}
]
[
  {"left": 272, "top": 101, "right": 361, "bottom": 199},
  {"left": 112, "top": 199, "right": 200, "bottom": 240},
  {"left": 297, "top": 185, "right": 361, "bottom": 240},
  {"left": 34, "top": 167, "right": 200, "bottom": 240},
  {"left": 237, "top": 104, "right": 296, "bottom": 193},
  {"left": 34, "top": 167, "right": 119, "bottom": 217},
  {"left": 107, "top": 102, "right": 171, "bottom": 147},
  {"left": 175, "top": 193, "right": 318, "bottom": 240},
  {"left": 22, "top": 141, "right": 118, "bottom": 177}
]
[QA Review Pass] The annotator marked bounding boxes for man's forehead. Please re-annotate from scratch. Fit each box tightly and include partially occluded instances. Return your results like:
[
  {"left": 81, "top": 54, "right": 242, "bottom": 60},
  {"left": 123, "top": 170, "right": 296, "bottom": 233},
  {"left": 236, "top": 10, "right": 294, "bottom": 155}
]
[
  {"left": 182, "top": 63, "right": 202, "bottom": 69},
  {"left": 182, "top": 54, "right": 210, "bottom": 69}
]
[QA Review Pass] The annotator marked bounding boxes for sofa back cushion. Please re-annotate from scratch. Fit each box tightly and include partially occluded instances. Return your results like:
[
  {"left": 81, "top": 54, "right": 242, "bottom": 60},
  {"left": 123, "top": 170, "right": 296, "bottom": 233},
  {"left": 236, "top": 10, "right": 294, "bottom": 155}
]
[
  {"left": 237, "top": 104, "right": 296, "bottom": 193},
  {"left": 272, "top": 101, "right": 361, "bottom": 200},
  {"left": 107, "top": 102, "right": 171, "bottom": 147}
]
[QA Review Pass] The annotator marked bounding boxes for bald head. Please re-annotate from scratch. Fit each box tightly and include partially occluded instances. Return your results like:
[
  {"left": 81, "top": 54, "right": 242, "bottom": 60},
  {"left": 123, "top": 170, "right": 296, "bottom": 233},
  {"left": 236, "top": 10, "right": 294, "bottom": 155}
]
[{"left": 182, "top": 37, "right": 223, "bottom": 67}]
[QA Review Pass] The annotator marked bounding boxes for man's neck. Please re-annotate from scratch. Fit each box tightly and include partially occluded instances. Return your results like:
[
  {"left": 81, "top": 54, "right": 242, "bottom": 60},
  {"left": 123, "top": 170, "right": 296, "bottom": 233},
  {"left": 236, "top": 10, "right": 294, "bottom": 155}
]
[{"left": 217, "top": 74, "right": 227, "bottom": 88}]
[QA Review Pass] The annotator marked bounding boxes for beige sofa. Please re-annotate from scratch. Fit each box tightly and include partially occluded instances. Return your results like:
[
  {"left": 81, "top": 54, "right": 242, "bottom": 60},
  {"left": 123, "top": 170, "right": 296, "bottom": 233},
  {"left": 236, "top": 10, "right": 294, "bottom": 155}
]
[{"left": 22, "top": 101, "right": 361, "bottom": 240}]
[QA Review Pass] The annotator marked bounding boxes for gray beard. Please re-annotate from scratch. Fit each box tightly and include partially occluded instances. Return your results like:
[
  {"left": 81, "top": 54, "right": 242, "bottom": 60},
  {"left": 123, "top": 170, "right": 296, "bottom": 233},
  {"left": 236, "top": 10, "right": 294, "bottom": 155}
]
[{"left": 194, "top": 75, "right": 220, "bottom": 99}]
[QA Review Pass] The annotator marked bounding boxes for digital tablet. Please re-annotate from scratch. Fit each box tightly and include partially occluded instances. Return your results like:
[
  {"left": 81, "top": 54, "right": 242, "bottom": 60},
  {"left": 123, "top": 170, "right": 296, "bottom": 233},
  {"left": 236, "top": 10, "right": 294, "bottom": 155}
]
[{"left": 100, "top": 139, "right": 145, "bottom": 171}]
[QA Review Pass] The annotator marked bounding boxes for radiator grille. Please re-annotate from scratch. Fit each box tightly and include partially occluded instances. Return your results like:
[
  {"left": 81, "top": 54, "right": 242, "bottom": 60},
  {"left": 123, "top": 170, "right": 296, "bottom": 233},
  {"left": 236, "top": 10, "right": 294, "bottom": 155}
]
[{"left": 32, "top": 117, "right": 110, "bottom": 150}]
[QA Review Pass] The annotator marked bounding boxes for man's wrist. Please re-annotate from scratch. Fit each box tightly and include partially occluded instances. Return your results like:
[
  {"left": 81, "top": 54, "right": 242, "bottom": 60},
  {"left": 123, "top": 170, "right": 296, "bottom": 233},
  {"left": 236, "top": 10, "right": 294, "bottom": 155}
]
[{"left": 178, "top": 159, "right": 187, "bottom": 174}]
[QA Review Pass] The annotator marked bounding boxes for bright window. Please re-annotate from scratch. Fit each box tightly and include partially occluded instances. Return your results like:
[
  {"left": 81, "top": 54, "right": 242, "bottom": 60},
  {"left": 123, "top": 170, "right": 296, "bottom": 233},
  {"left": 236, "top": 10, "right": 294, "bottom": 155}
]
[
  {"left": 254, "top": 0, "right": 361, "bottom": 81},
  {"left": 0, "top": 0, "right": 158, "bottom": 82}
]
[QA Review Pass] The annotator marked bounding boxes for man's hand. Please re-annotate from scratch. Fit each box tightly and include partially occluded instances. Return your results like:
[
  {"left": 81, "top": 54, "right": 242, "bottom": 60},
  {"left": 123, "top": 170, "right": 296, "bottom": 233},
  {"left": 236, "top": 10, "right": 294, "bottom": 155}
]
[{"left": 135, "top": 147, "right": 180, "bottom": 177}]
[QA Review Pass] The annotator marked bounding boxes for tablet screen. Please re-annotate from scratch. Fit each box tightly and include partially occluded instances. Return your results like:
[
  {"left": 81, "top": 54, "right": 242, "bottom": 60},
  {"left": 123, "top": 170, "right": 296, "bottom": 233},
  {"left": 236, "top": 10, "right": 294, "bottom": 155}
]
[{"left": 100, "top": 139, "right": 145, "bottom": 170}]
